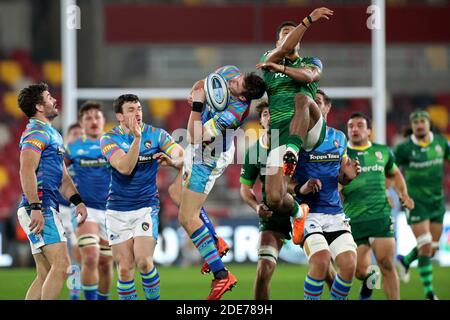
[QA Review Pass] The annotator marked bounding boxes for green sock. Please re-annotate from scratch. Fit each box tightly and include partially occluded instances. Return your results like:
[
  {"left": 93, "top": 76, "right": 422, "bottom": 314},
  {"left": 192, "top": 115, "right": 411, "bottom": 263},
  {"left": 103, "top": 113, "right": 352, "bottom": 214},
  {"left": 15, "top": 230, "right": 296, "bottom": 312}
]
[
  {"left": 418, "top": 255, "right": 433, "bottom": 296},
  {"left": 403, "top": 247, "right": 419, "bottom": 267},
  {"left": 291, "top": 201, "right": 300, "bottom": 218},
  {"left": 286, "top": 135, "right": 304, "bottom": 155}
]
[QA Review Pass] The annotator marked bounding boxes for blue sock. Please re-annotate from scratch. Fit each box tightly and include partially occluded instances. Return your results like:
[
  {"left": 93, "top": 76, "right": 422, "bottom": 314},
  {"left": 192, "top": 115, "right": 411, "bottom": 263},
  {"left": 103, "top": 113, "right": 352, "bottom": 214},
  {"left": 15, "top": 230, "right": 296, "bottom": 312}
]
[
  {"left": 117, "top": 279, "right": 138, "bottom": 300},
  {"left": 70, "top": 287, "right": 81, "bottom": 300},
  {"left": 191, "top": 225, "right": 225, "bottom": 273},
  {"left": 141, "top": 267, "right": 160, "bottom": 300},
  {"left": 330, "top": 274, "right": 352, "bottom": 300},
  {"left": 199, "top": 207, "right": 218, "bottom": 244},
  {"left": 304, "top": 275, "right": 324, "bottom": 300},
  {"left": 97, "top": 291, "right": 109, "bottom": 300},
  {"left": 82, "top": 283, "right": 98, "bottom": 300}
]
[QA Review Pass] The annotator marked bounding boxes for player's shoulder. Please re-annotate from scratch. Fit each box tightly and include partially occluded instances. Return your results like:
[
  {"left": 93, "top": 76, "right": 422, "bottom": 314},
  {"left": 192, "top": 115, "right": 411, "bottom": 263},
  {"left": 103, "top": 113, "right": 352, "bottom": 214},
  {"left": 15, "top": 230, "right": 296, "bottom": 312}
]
[
  {"left": 371, "top": 142, "right": 390, "bottom": 151},
  {"left": 301, "top": 56, "right": 323, "bottom": 70},
  {"left": 101, "top": 126, "right": 120, "bottom": 142}
]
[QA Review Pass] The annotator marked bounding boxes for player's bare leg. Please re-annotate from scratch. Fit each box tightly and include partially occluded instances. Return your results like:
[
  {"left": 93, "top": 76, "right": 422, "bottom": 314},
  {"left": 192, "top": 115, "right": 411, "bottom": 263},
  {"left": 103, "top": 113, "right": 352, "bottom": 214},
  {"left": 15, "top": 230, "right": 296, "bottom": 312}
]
[
  {"left": 355, "top": 244, "right": 374, "bottom": 300},
  {"left": 179, "top": 187, "right": 236, "bottom": 300},
  {"left": 254, "top": 231, "right": 284, "bottom": 300},
  {"left": 40, "top": 242, "right": 71, "bottom": 300},
  {"left": 77, "top": 221, "right": 100, "bottom": 299},
  {"left": 373, "top": 238, "right": 399, "bottom": 300},
  {"left": 430, "top": 222, "right": 443, "bottom": 257},
  {"left": 97, "top": 239, "right": 113, "bottom": 299},
  {"left": 411, "top": 220, "right": 437, "bottom": 299},
  {"left": 26, "top": 253, "right": 51, "bottom": 300},
  {"left": 284, "top": 93, "right": 322, "bottom": 176},
  {"left": 134, "top": 236, "right": 160, "bottom": 300}
]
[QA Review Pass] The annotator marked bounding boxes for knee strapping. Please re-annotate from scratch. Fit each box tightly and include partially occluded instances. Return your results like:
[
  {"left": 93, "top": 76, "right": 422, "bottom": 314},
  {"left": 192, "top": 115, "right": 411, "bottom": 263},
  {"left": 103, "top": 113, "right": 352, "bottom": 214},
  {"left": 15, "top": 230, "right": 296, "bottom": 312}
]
[
  {"left": 258, "top": 245, "right": 279, "bottom": 265},
  {"left": 304, "top": 233, "right": 329, "bottom": 260},
  {"left": 329, "top": 233, "right": 357, "bottom": 261},
  {"left": 100, "top": 244, "right": 113, "bottom": 257},
  {"left": 78, "top": 234, "right": 100, "bottom": 249},
  {"left": 416, "top": 233, "right": 432, "bottom": 249}
]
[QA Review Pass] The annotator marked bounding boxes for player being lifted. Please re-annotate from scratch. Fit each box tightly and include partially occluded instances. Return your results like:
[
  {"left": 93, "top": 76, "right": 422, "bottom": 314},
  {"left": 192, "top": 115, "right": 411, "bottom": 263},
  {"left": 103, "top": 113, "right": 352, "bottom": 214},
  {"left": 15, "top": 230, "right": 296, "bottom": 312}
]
[
  {"left": 17, "top": 83, "right": 88, "bottom": 299},
  {"left": 101, "top": 94, "right": 184, "bottom": 300},
  {"left": 180, "top": 66, "right": 265, "bottom": 300},
  {"left": 256, "top": 7, "right": 333, "bottom": 241},
  {"left": 341, "top": 112, "right": 414, "bottom": 300},
  {"left": 65, "top": 102, "right": 114, "bottom": 300},
  {"left": 290, "top": 90, "right": 360, "bottom": 300},
  {"left": 394, "top": 110, "right": 450, "bottom": 300}
]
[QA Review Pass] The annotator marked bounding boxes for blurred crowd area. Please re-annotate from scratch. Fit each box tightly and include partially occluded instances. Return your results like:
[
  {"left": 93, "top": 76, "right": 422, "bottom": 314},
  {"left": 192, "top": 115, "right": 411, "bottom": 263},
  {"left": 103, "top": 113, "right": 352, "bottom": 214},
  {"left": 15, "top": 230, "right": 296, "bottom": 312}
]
[{"left": 0, "top": 0, "right": 450, "bottom": 247}]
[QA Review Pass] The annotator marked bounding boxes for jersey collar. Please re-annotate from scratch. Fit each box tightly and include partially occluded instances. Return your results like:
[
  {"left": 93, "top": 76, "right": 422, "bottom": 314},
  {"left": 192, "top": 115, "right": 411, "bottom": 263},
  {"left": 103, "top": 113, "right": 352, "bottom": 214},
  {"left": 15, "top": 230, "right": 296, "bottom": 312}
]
[
  {"left": 348, "top": 141, "right": 372, "bottom": 151},
  {"left": 30, "top": 117, "right": 50, "bottom": 127},
  {"left": 411, "top": 132, "right": 433, "bottom": 147}
]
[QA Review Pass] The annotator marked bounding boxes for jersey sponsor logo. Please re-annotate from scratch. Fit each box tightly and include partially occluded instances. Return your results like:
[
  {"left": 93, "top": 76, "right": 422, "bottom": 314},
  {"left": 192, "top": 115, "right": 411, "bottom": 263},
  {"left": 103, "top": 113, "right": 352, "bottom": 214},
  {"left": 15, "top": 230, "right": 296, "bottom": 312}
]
[
  {"left": 274, "top": 72, "right": 288, "bottom": 79},
  {"left": 409, "top": 158, "right": 443, "bottom": 169},
  {"left": 102, "top": 144, "right": 116, "bottom": 154},
  {"left": 137, "top": 154, "right": 154, "bottom": 164},
  {"left": 375, "top": 151, "right": 383, "bottom": 160},
  {"left": 144, "top": 140, "right": 152, "bottom": 149},
  {"left": 360, "top": 164, "right": 385, "bottom": 173},
  {"left": 308, "top": 152, "right": 340, "bottom": 162},
  {"left": 79, "top": 158, "right": 107, "bottom": 167}
]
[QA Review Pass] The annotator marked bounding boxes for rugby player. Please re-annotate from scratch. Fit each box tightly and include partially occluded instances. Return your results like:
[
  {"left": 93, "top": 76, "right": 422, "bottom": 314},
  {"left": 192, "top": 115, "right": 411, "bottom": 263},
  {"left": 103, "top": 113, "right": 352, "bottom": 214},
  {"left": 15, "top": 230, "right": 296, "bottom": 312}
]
[
  {"left": 342, "top": 112, "right": 414, "bottom": 300},
  {"left": 17, "top": 83, "right": 88, "bottom": 300},
  {"left": 180, "top": 66, "right": 265, "bottom": 299},
  {"left": 394, "top": 110, "right": 449, "bottom": 300},
  {"left": 101, "top": 94, "right": 183, "bottom": 300}
]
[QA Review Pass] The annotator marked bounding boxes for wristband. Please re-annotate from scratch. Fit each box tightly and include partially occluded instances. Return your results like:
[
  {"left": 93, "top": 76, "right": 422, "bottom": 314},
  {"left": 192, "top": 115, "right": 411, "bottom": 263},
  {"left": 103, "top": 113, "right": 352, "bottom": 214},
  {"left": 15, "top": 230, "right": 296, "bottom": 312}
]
[
  {"left": 307, "top": 15, "right": 313, "bottom": 24},
  {"left": 294, "top": 184, "right": 302, "bottom": 197},
  {"left": 29, "top": 202, "right": 42, "bottom": 211},
  {"left": 192, "top": 101, "right": 204, "bottom": 113},
  {"left": 302, "top": 17, "right": 311, "bottom": 28},
  {"left": 69, "top": 194, "right": 83, "bottom": 206}
]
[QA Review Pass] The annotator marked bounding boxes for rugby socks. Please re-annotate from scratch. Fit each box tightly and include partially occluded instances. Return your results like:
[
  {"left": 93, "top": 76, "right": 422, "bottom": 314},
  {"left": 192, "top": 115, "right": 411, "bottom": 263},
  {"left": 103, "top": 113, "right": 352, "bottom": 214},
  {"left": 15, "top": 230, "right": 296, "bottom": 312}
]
[
  {"left": 330, "top": 274, "right": 352, "bottom": 300},
  {"left": 82, "top": 283, "right": 98, "bottom": 300},
  {"left": 117, "top": 279, "right": 138, "bottom": 300},
  {"left": 199, "top": 207, "right": 218, "bottom": 244},
  {"left": 418, "top": 255, "right": 434, "bottom": 296},
  {"left": 141, "top": 267, "right": 160, "bottom": 300},
  {"left": 304, "top": 275, "right": 324, "bottom": 300},
  {"left": 97, "top": 291, "right": 110, "bottom": 300},
  {"left": 70, "top": 287, "right": 81, "bottom": 300},
  {"left": 286, "top": 135, "right": 303, "bottom": 157},
  {"left": 403, "top": 247, "right": 419, "bottom": 267},
  {"left": 191, "top": 225, "right": 226, "bottom": 276}
]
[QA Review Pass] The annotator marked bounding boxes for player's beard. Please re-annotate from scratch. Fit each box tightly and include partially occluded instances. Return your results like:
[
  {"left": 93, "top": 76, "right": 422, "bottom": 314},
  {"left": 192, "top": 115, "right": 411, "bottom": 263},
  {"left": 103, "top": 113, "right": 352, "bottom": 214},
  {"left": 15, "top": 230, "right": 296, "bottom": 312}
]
[{"left": 44, "top": 103, "right": 58, "bottom": 121}]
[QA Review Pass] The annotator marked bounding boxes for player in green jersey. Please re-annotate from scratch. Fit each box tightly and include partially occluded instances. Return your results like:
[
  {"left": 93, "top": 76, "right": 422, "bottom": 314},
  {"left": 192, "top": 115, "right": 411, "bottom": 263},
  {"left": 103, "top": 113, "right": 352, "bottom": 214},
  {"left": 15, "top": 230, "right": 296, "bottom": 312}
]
[
  {"left": 255, "top": 7, "right": 333, "bottom": 242},
  {"left": 394, "top": 110, "right": 450, "bottom": 300},
  {"left": 342, "top": 112, "right": 414, "bottom": 300}
]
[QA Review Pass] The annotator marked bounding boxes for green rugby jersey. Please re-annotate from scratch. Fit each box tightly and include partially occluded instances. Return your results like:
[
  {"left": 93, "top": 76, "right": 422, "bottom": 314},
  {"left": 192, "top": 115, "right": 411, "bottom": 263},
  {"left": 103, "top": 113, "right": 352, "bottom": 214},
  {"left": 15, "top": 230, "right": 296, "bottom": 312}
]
[
  {"left": 260, "top": 52, "right": 319, "bottom": 129},
  {"left": 393, "top": 133, "right": 450, "bottom": 208},
  {"left": 342, "top": 143, "right": 396, "bottom": 222},
  {"left": 240, "top": 136, "right": 269, "bottom": 199}
]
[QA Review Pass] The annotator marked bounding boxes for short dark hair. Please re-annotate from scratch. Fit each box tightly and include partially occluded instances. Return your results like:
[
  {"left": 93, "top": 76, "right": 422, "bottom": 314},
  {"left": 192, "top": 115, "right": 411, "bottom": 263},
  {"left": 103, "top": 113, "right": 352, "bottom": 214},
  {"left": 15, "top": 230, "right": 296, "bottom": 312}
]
[
  {"left": 349, "top": 112, "right": 372, "bottom": 129},
  {"left": 243, "top": 73, "right": 266, "bottom": 102},
  {"left": 78, "top": 100, "right": 104, "bottom": 120},
  {"left": 18, "top": 82, "right": 49, "bottom": 118},
  {"left": 317, "top": 89, "right": 332, "bottom": 106},
  {"left": 113, "top": 94, "right": 140, "bottom": 113},
  {"left": 255, "top": 101, "right": 269, "bottom": 119},
  {"left": 276, "top": 21, "right": 297, "bottom": 40},
  {"left": 68, "top": 123, "right": 81, "bottom": 134}
]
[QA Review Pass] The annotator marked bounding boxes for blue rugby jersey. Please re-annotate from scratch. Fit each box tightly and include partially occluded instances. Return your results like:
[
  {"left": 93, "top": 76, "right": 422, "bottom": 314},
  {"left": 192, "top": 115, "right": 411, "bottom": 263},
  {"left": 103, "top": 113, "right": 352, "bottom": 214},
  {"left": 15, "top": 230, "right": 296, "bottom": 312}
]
[
  {"left": 202, "top": 65, "right": 251, "bottom": 152},
  {"left": 18, "top": 118, "right": 65, "bottom": 210},
  {"left": 66, "top": 135, "right": 111, "bottom": 210},
  {"left": 100, "top": 123, "right": 177, "bottom": 211},
  {"left": 293, "top": 127, "right": 347, "bottom": 214}
]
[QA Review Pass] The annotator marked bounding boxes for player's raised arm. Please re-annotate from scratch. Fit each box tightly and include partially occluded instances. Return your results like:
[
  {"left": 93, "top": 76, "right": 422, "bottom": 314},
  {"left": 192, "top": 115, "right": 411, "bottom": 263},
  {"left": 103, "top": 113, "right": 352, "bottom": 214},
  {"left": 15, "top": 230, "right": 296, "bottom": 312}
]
[
  {"left": 263, "top": 7, "right": 333, "bottom": 64},
  {"left": 257, "top": 58, "right": 322, "bottom": 84}
]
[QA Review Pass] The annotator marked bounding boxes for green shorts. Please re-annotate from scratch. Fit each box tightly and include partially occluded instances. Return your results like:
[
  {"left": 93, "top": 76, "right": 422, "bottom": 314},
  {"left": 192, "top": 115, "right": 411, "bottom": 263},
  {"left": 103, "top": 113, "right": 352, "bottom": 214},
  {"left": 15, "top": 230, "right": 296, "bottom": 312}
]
[
  {"left": 350, "top": 216, "right": 395, "bottom": 247},
  {"left": 407, "top": 201, "right": 445, "bottom": 225},
  {"left": 259, "top": 212, "right": 292, "bottom": 240}
]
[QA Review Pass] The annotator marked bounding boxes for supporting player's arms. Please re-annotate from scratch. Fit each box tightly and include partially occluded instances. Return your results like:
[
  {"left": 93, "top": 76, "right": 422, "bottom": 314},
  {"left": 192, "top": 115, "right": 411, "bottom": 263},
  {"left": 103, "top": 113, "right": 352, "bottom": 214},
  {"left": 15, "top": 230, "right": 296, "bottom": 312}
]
[
  {"left": 256, "top": 61, "right": 321, "bottom": 84},
  {"left": 60, "top": 163, "right": 88, "bottom": 225},
  {"left": 263, "top": 7, "right": 333, "bottom": 64},
  {"left": 19, "top": 149, "right": 44, "bottom": 234},
  {"left": 109, "top": 117, "right": 142, "bottom": 175},
  {"left": 338, "top": 156, "right": 361, "bottom": 185},
  {"left": 240, "top": 184, "right": 273, "bottom": 219},
  {"left": 152, "top": 144, "right": 184, "bottom": 169},
  {"left": 386, "top": 167, "right": 415, "bottom": 210}
]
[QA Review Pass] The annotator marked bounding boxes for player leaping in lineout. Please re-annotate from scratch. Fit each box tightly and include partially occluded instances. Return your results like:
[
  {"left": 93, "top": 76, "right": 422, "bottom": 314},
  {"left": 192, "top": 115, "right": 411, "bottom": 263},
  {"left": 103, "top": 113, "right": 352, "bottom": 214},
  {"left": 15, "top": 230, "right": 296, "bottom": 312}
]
[{"left": 256, "top": 8, "right": 333, "bottom": 243}]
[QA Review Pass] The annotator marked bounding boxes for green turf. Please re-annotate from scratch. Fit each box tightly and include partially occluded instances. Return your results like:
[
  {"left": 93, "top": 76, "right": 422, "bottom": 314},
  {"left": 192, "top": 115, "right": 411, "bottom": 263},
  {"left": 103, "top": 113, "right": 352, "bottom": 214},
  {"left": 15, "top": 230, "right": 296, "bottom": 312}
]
[{"left": 0, "top": 263, "right": 449, "bottom": 300}]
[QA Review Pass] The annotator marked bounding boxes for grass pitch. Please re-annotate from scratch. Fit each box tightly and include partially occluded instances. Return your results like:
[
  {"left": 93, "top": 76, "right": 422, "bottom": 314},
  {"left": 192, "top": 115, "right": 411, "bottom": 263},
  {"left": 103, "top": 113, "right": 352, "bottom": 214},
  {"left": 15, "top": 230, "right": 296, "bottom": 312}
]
[{"left": 0, "top": 263, "right": 449, "bottom": 300}]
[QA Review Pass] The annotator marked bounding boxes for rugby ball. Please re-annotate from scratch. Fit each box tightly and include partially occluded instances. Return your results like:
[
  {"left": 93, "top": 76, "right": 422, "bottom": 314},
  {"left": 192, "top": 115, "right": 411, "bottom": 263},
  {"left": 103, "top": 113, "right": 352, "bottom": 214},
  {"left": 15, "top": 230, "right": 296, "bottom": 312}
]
[{"left": 204, "top": 73, "right": 230, "bottom": 112}]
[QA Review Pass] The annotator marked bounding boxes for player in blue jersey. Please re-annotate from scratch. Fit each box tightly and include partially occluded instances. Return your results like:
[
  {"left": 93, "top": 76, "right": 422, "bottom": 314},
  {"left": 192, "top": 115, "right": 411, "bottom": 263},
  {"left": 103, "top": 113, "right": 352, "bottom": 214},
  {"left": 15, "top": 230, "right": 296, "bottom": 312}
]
[
  {"left": 100, "top": 94, "right": 183, "bottom": 300},
  {"left": 66, "top": 101, "right": 114, "bottom": 300},
  {"left": 181, "top": 65, "right": 265, "bottom": 300},
  {"left": 17, "top": 83, "right": 88, "bottom": 300},
  {"left": 289, "top": 89, "right": 360, "bottom": 300}
]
